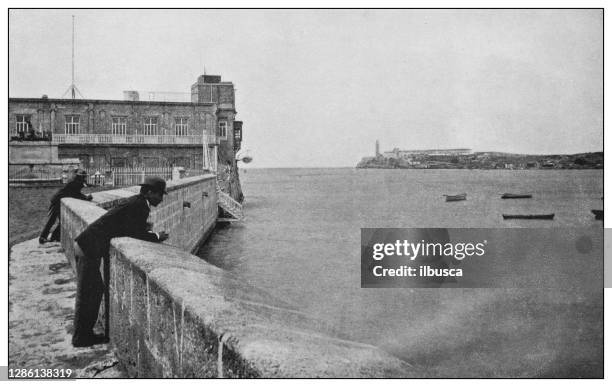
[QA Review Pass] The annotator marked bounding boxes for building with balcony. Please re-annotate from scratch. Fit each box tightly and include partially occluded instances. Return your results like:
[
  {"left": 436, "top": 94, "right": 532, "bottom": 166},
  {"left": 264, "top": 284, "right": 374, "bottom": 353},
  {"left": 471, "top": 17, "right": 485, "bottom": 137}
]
[{"left": 9, "top": 74, "right": 243, "bottom": 174}]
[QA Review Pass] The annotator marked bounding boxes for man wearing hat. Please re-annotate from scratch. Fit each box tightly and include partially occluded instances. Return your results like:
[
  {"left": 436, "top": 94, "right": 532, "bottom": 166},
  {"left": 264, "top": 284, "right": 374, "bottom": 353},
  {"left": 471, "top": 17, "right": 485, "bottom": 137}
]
[
  {"left": 39, "top": 168, "right": 93, "bottom": 244},
  {"left": 72, "top": 176, "right": 169, "bottom": 347}
]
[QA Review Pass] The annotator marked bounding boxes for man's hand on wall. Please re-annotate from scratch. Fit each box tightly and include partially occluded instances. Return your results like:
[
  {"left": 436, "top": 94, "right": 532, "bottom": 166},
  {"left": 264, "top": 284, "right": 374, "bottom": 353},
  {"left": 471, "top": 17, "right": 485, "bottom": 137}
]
[{"left": 158, "top": 231, "right": 169, "bottom": 242}]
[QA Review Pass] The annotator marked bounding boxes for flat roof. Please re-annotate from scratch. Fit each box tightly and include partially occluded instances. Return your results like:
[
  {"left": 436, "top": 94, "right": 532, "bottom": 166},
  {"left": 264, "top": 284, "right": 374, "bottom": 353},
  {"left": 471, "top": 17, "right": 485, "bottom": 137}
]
[
  {"left": 191, "top": 82, "right": 234, "bottom": 86},
  {"left": 9, "top": 97, "right": 215, "bottom": 107},
  {"left": 389, "top": 148, "right": 472, "bottom": 152}
]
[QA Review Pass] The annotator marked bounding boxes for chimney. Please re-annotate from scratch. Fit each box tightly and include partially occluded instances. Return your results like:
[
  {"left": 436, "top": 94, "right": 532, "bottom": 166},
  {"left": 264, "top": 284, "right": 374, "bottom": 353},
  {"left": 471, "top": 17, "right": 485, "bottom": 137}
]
[
  {"left": 197, "top": 74, "right": 222, "bottom": 84},
  {"left": 191, "top": 74, "right": 234, "bottom": 105},
  {"left": 192, "top": 74, "right": 220, "bottom": 103},
  {"left": 123, "top": 91, "right": 139, "bottom": 101}
]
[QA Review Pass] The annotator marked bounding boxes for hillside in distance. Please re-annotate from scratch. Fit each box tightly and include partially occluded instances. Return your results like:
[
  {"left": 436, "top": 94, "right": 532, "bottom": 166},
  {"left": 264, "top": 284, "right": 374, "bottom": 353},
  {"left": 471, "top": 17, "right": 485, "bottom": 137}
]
[{"left": 356, "top": 151, "right": 603, "bottom": 170}]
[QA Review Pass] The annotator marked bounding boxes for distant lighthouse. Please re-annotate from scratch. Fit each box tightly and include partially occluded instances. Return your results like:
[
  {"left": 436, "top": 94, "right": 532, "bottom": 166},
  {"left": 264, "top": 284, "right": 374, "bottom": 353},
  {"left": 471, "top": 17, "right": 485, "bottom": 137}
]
[{"left": 375, "top": 140, "right": 380, "bottom": 157}]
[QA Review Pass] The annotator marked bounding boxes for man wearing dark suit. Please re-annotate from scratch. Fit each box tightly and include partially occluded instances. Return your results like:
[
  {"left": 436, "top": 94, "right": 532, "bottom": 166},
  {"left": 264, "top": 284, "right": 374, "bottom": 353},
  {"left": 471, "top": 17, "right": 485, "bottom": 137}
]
[
  {"left": 72, "top": 176, "right": 169, "bottom": 347},
  {"left": 39, "top": 168, "right": 93, "bottom": 244}
]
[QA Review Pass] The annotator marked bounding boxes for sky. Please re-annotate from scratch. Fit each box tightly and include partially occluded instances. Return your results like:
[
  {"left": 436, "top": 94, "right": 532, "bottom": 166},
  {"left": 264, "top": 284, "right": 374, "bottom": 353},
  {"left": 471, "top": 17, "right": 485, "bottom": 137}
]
[{"left": 9, "top": 9, "right": 603, "bottom": 168}]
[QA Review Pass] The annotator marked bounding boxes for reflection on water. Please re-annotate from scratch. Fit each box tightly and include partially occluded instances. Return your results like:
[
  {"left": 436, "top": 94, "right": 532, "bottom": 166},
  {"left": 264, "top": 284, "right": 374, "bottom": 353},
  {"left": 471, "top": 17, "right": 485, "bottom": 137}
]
[{"left": 198, "top": 168, "right": 603, "bottom": 377}]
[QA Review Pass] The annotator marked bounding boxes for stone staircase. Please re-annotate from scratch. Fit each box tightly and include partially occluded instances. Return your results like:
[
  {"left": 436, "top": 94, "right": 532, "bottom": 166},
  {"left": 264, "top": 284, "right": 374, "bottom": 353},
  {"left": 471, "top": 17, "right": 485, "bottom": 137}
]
[{"left": 216, "top": 184, "right": 244, "bottom": 221}]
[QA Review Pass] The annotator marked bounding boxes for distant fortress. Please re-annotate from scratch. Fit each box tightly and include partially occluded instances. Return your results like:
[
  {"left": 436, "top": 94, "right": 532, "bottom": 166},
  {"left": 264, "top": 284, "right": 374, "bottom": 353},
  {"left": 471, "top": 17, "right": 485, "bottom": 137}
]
[
  {"left": 381, "top": 147, "right": 472, "bottom": 159},
  {"left": 358, "top": 140, "right": 602, "bottom": 170}
]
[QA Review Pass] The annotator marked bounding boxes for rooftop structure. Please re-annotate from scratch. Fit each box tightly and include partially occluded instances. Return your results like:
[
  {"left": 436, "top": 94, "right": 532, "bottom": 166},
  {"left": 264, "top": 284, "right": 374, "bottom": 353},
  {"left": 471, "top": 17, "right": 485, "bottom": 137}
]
[{"left": 9, "top": 74, "right": 244, "bottom": 173}]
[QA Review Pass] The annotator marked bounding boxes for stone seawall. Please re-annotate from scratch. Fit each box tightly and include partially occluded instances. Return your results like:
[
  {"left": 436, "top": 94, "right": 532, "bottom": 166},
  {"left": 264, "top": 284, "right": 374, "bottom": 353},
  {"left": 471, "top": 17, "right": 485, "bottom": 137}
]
[
  {"left": 61, "top": 174, "right": 218, "bottom": 270},
  {"left": 108, "top": 239, "right": 413, "bottom": 377},
  {"left": 59, "top": 175, "right": 412, "bottom": 377}
]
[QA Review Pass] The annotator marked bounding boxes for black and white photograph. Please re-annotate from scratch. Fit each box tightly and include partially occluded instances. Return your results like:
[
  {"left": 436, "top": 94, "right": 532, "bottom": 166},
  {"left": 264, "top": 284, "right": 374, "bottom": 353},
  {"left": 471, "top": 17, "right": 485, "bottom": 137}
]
[{"left": 4, "top": 6, "right": 606, "bottom": 381}]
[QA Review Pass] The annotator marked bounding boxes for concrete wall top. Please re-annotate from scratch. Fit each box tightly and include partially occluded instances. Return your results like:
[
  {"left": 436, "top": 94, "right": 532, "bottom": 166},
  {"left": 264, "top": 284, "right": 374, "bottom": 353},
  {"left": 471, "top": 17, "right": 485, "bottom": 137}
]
[
  {"left": 86, "top": 174, "right": 215, "bottom": 210},
  {"left": 61, "top": 173, "right": 218, "bottom": 268},
  {"left": 110, "top": 237, "right": 415, "bottom": 378}
]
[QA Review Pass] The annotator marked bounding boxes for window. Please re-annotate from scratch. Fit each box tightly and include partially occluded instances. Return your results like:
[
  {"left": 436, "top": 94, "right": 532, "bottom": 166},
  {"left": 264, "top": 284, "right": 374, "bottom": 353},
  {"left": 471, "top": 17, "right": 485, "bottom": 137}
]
[
  {"left": 111, "top": 157, "right": 127, "bottom": 167},
  {"left": 65, "top": 115, "right": 80, "bottom": 134},
  {"left": 172, "top": 157, "right": 190, "bottom": 168},
  {"left": 175, "top": 117, "right": 188, "bottom": 136},
  {"left": 143, "top": 117, "right": 158, "bottom": 135},
  {"left": 218, "top": 121, "right": 227, "bottom": 139},
  {"left": 112, "top": 117, "right": 127, "bottom": 135},
  {"left": 143, "top": 157, "right": 160, "bottom": 167},
  {"left": 15, "top": 115, "right": 31, "bottom": 134},
  {"left": 79, "top": 154, "right": 91, "bottom": 169}
]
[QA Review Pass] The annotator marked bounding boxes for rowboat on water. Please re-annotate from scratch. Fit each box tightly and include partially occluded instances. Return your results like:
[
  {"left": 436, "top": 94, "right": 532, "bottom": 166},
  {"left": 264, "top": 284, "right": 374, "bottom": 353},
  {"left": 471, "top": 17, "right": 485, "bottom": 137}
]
[
  {"left": 501, "top": 193, "right": 533, "bottom": 199},
  {"left": 591, "top": 210, "right": 603, "bottom": 220},
  {"left": 502, "top": 214, "right": 555, "bottom": 220},
  {"left": 444, "top": 193, "right": 467, "bottom": 202}
]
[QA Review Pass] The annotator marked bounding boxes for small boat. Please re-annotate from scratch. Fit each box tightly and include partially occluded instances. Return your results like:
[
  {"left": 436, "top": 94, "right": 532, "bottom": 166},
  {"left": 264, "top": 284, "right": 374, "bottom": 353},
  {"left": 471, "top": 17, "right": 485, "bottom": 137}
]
[
  {"left": 502, "top": 214, "right": 555, "bottom": 220},
  {"left": 444, "top": 193, "right": 467, "bottom": 202},
  {"left": 591, "top": 210, "right": 603, "bottom": 220},
  {"left": 501, "top": 193, "right": 533, "bottom": 199}
]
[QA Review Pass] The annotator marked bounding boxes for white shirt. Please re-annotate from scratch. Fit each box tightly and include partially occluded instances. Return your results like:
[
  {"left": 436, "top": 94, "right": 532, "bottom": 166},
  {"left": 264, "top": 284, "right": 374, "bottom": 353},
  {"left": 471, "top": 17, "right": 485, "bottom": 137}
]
[{"left": 144, "top": 198, "right": 159, "bottom": 240}]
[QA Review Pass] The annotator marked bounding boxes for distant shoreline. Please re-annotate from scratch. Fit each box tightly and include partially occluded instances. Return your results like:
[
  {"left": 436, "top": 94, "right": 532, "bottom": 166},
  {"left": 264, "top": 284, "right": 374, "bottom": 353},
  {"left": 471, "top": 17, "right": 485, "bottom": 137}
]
[
  {"left": 240, "top": 166, "right": 604, "bottom": 171},
  {"left": 356, "top": 151, "right": 603, "bottom": 170}
]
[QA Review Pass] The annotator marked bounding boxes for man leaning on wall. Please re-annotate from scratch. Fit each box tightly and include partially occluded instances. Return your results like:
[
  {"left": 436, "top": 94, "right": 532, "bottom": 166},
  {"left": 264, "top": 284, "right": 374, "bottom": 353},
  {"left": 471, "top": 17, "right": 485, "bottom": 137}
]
[
  {"left": 71, "top": 176, "right": 170, "bottom": 347},
  {"left": 39, "top": 168, "right": 92, "bottom": 244}
]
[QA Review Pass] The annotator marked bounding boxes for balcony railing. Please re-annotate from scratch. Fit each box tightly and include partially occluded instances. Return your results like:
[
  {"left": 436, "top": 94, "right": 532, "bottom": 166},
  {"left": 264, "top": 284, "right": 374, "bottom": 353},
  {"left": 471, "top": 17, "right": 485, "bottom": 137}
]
[{"left": 51, "top": 133, "right": 208, "bottom": 145}]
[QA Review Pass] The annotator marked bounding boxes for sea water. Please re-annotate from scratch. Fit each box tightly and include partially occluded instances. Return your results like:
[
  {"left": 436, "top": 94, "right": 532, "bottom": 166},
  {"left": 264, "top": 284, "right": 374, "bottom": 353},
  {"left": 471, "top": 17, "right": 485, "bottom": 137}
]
[{"left": 197, "top": 168, "right": 603, "bottom": 377}]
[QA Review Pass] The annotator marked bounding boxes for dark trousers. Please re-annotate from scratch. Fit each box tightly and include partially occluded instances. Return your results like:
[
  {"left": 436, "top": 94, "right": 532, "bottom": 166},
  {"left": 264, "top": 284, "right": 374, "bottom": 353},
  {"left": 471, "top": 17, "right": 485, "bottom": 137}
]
[
  {"left": 40, "top": 207, "right": 61, "bottom": 241},
  {"left": 73, "top": 242, "right": 105, "bottom": 341}
]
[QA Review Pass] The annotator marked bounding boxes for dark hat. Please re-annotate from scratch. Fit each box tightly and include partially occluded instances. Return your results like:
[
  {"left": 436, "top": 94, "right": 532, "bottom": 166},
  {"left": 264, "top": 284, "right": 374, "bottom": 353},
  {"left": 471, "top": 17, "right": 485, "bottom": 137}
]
[
  {"left": 74, "top": 168, "right": 88, "bottom": 177},
  {"left": 139, "top": 176, "right": 168, "bottom": 194}
]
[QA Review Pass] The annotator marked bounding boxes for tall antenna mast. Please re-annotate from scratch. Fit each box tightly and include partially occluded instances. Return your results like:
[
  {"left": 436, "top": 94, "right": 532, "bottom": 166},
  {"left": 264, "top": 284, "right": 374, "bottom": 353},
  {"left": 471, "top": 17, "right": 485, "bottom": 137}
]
[
  {"left": 72, "top": 14, "right": 74, "bottom": 97},
  {"left": 63, "top": 15, "right": 84, "bottom": 99}
]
